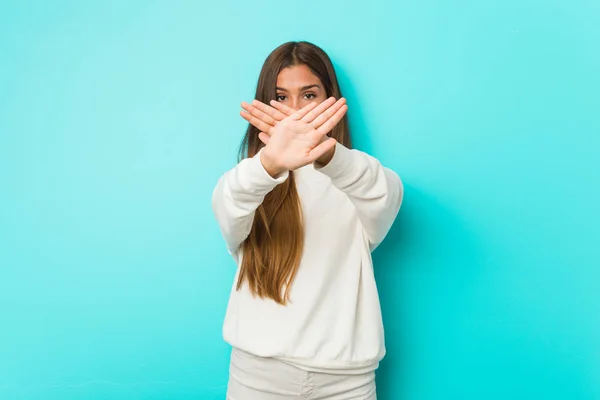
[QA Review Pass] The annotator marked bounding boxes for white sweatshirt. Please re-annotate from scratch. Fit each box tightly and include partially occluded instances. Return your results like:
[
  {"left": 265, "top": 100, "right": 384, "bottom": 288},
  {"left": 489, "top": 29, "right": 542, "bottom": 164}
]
[{"left": 211, "top": 142, "right": 404, "bottom": 374}]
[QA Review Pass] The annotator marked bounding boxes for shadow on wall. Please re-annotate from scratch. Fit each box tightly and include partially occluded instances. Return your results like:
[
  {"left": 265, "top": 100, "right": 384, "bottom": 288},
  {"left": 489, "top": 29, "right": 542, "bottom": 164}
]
[
  {"left": 372, "top": 183, "right": 485, "bottom": 399},
  {"left": 371, "top": 183, "right": 598, "bottom": 398},
  {"left": 334, "top": 60, "right": 478, "bottom": 398},
  {"left": 333, "top": 62, "right": 375, "bottom": 156}
]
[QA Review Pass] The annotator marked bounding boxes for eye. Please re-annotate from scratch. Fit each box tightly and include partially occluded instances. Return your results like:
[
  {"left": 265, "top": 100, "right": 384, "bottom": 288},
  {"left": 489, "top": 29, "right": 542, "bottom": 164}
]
[
  {"left": 276, "top": 94, "right": 286, "bottom": 101},
  {"left": 304, "top": 93, "right": 316, "bottom": 99}
]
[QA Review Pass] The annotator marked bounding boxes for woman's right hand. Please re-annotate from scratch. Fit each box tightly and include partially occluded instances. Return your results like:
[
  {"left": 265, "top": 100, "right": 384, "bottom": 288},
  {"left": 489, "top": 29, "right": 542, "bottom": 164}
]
[{"left": 240, "top": 97, "right": 348, "bottom": 177}]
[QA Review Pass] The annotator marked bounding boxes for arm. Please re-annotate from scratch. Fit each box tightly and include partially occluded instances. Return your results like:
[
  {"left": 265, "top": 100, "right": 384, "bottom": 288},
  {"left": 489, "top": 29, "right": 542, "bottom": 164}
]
[
  {"left": 315, "top": 142, "right": 404, "bottom": 251},
  {"left": 211, "top": 149, "right": 289, "bottom": 255}
]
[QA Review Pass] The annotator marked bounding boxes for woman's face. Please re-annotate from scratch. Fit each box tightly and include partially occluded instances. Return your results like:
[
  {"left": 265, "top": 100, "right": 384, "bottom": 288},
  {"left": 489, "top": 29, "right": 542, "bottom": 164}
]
[{"left": 275, "top": 64, "right": 327, "bottom": 110}]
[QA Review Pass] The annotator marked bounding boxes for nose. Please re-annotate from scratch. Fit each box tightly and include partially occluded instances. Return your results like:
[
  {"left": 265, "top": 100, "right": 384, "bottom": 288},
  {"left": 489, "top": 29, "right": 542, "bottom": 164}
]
[{"left": 290, "top": 99, "right": 300, "bottom": 111}]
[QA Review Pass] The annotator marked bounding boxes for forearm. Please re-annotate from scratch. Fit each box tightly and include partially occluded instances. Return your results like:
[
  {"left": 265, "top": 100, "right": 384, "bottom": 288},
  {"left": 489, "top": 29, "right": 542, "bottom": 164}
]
[
  {"left": 212, "top": 149, "right": 289, "bottom": 253},
  {"left": 315, "top": 143, "right": 404, "bottom": 248}
]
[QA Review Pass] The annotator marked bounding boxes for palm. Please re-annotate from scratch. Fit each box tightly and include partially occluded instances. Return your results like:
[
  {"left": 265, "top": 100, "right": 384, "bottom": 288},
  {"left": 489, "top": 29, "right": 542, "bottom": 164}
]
[
  {"left": 240, "top": 96, "right": 348, "bottom": 172},
  {"left": 265, "top": 118, "right": 323, "bottom": 170}
]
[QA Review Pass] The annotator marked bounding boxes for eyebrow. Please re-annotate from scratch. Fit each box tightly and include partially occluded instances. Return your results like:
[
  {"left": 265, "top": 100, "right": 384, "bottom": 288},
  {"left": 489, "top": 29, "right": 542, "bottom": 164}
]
[{"left": 276, "top": 84, "right": 321, "bottom": 92}]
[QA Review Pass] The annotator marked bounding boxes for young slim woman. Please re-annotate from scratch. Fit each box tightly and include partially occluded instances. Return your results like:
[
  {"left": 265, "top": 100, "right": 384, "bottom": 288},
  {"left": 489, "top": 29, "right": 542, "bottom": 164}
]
[{"left": 212, "top": 41, "right": 404, "bottom": 399}]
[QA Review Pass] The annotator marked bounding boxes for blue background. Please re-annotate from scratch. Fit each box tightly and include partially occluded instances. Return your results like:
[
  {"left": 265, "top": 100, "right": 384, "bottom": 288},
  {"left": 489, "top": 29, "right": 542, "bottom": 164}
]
[{"left": 1, "top": 1, "right": 598, "bottom": 399}]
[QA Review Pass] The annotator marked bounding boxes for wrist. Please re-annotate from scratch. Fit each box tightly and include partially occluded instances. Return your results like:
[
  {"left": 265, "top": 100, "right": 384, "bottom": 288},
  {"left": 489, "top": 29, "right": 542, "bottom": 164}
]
[
  {"left": 315, "top": 145, "right": 336, "bottom": 167},
  {"left": 260, "top": 150, "right": 285, "bottom": 178}
]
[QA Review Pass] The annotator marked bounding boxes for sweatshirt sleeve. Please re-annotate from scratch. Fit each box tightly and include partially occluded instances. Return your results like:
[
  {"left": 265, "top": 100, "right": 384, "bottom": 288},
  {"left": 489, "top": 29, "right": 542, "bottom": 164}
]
[
  {"left": 314, "top": 142, "right": 404, "bottom": 251},
  {"left": 211, "top": 148, "right": 289, "bottom": 255}
]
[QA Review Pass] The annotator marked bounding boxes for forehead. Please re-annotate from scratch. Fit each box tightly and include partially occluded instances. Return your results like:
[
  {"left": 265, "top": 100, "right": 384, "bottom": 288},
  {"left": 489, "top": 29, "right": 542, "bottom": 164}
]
[{"left": 276, "top": 64, "right": 322, "bottom": 89}]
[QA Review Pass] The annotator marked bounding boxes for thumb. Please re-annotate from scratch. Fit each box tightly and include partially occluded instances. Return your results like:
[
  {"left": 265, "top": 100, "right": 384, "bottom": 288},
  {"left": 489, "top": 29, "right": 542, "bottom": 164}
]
[
  {"left": 258, "top": 132, "right": 270, "bottom": 145},
  {"left": 307, "top": 137, "right": 337, "bottom": 162}
]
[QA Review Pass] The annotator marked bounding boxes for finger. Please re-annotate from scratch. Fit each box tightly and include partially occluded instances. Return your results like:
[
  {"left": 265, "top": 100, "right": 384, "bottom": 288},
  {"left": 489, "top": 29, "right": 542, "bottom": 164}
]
[
  {"left": 240, "top": 110, "right": 273, "bottom": 133},
  {"left": 269, "top": 100, "right": 295, "bottom": 116},
  {"left": 250, "top": 99, "right": 287, "bottom": 121},
  {"left": 316, "top": 104, "right": 348, "bottom": 136},
  {"left": 301, "top": 96, "right": 337, "bottom": 123},
  {"left": 241, "top": 101, "right": 277, "bottom": 126},
  {"left": 291, "top": 101, "right": 319, "bottom": 120},
  {"left": 307, "top": 137, "right": 338, "bottom": 162},
  {"left": 311, "top": 98, "right": 347, "bottom": 129},
  {"left": 258, "top": 131, "right": 270, "bottom": 145}
]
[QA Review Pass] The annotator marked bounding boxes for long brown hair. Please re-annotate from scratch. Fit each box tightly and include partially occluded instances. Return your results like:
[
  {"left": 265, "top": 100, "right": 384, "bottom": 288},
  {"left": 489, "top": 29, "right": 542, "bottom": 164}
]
[{"left": 237, "top": 41, "right": 352, "bottom": 305}]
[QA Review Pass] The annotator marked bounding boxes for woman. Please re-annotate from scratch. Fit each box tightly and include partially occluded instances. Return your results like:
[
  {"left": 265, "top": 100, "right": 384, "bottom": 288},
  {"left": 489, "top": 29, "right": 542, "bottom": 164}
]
[{"left": 212, "top": 41, "right": 404, "bottom": 399}]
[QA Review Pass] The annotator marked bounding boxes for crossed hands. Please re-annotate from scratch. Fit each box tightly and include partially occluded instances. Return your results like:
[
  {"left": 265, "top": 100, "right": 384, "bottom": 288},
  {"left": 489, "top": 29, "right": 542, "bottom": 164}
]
[{"left": 240, "top": 97, "right": 348, "bottom": 177}]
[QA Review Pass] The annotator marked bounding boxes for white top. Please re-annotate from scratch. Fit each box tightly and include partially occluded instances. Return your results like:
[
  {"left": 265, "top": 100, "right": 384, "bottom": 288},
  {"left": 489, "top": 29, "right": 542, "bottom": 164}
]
[{"left": 211, "top": 142, "right": 404, "bottom": 374}]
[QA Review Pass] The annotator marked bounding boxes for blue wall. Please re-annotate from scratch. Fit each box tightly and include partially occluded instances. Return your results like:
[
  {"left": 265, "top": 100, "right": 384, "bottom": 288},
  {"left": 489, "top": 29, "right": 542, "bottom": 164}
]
[{"left": 1, "top": 1, "right": 598, "bottom": 399}]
